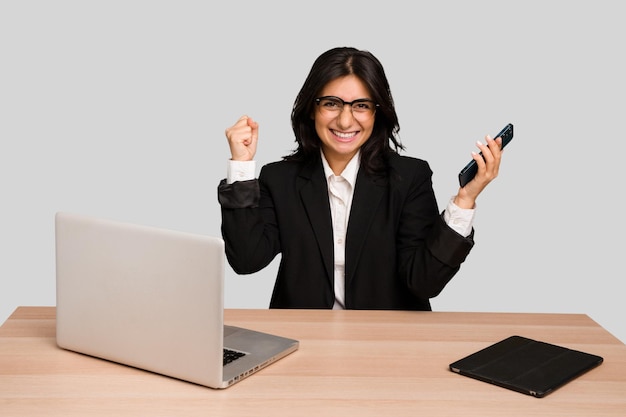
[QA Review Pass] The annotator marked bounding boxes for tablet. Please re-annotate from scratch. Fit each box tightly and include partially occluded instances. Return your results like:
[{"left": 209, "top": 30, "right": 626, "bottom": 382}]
[{"left": 449, "top": 335, "right": 603, "bottom": 398}]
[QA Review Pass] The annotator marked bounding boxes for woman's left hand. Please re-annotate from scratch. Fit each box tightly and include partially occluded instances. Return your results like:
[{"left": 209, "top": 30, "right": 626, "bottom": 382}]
[{"left": 453, "top": 135, "right": 503, "bottom": 209}]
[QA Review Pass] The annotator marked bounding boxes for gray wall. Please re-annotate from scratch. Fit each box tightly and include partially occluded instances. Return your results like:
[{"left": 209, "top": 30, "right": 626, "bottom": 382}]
[{"left": 2, "top": 1, "right": 624, "bottom": 343}]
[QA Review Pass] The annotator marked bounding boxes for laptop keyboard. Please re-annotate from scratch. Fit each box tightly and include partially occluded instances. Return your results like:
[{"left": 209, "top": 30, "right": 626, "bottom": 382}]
[{"left": 223, "top": 348, "right": 246, "bottom": 365}]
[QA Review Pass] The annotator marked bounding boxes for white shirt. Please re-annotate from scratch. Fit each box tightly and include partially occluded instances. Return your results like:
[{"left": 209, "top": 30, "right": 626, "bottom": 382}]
[
  {"left": 226, "top": 154, "right": 476, "bottom": 309},
  {"left": 320, "top": 151, "right": 360, "bottom": 309}
]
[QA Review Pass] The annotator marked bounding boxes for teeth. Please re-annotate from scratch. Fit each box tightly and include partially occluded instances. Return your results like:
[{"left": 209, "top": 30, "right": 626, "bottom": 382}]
[{"left": 332, "top": 130, "right": 356, "bottom": 138}]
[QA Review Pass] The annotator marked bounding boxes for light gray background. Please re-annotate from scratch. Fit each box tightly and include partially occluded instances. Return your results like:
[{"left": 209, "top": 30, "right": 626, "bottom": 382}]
[{"left": 2, "top": 1, "right": 624, "bottom": 342}]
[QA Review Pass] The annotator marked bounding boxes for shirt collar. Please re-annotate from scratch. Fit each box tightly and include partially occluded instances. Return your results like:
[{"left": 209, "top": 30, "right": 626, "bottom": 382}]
[{"left": 321, "top": 150, "right": 360, "bottom": 188}]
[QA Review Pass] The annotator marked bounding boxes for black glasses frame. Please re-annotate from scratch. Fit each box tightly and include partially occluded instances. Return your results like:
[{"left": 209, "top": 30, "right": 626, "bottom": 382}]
[{"left": 314, "top": 96, "right": 379, "bottom": 112}]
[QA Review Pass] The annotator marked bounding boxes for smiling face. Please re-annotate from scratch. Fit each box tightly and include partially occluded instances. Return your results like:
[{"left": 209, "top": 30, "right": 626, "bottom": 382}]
[{"left": 314, "top": 75, "right": 376, "bottom": 175}]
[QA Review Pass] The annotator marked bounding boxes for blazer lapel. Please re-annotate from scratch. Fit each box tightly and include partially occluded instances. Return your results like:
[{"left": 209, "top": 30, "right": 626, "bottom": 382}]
[
  {"left": 345, "top": 170, "right": 386, "bottom": 287},
  {"left": 297, "top": 159, "right": 334, "bottom": 286}
]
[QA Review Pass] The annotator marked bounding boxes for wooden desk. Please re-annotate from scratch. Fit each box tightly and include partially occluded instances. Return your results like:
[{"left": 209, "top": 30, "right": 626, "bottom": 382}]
[{"left": 1, "top": 307, "right": 625, "bottom": 416}]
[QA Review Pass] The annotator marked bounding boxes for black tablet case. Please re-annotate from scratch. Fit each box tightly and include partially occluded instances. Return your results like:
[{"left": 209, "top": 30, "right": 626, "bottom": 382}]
[{"left": 449, "top": 335, "right": 603, "bottom": 398}]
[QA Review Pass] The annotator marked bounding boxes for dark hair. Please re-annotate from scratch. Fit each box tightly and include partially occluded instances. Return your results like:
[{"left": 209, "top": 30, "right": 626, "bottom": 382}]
[{"left": 287, "top": 47, "right": 403, "bottom": 175}]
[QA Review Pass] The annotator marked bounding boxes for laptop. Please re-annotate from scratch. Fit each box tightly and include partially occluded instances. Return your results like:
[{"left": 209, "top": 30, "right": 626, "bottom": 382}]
[
  {"left": 449, "top": 335, "right": 603, "bottom": 398},
  {"left": 55, "top": 211, "right": 299, "bottom": 389}
]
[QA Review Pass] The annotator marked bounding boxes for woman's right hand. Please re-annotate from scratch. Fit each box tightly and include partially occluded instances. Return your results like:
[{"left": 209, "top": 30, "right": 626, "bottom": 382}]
[{"left": 225, "top": 115, "right": 259, "bottom": 161}]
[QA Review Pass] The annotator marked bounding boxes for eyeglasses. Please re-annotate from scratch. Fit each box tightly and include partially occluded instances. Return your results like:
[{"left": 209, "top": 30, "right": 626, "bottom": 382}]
[{"left": 314, "top": 96, "right": 378, "bottom": 119}]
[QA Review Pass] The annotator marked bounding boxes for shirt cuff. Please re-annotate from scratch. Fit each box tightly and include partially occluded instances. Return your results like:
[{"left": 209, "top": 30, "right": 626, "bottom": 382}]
[
  {"left": 443, "top": 196, "right": 476, "bottom": 237},
  {"left": 227, "top": 160, "right": 256, "bottom": 184}
]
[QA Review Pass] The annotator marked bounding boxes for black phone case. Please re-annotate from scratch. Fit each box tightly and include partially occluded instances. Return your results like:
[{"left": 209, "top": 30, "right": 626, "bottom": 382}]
[{"left": 458, "top": 123, "right": 514, "bottom": 187}]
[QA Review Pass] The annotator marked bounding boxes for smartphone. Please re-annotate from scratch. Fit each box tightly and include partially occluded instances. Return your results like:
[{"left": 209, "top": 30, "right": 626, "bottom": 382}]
[{"left": 458, "top": 123, "right": 514, "bottom": 187}]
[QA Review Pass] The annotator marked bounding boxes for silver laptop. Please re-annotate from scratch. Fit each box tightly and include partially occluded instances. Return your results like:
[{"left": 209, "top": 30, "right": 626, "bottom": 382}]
[{"left": 54, "top": 211, "right": 298, "bottom": 389}]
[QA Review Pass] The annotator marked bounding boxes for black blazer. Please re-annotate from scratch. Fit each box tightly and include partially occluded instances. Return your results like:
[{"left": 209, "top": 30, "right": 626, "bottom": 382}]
[{"left": 218, "top": 152, "right": 474, "bottom": 310}]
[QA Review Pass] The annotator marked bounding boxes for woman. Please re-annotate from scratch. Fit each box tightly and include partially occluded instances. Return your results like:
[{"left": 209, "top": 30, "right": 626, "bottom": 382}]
[{"left": 218, "top": 46, "right": 503, "bottom": 310}]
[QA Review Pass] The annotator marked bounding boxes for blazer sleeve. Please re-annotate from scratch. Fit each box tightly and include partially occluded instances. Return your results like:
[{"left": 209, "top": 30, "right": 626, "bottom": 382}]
[
  {"left": 427, "top": 213, "right": 474, "bottom": 266},
  {"left": 394, "top": 158, "right": 475, "bottom": 301},
  {"left": 217, "top": 178, "right": 280, "bottom": 274},
  {"left": 217, "top": 178, "right": 260, "bottom": 208}
]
